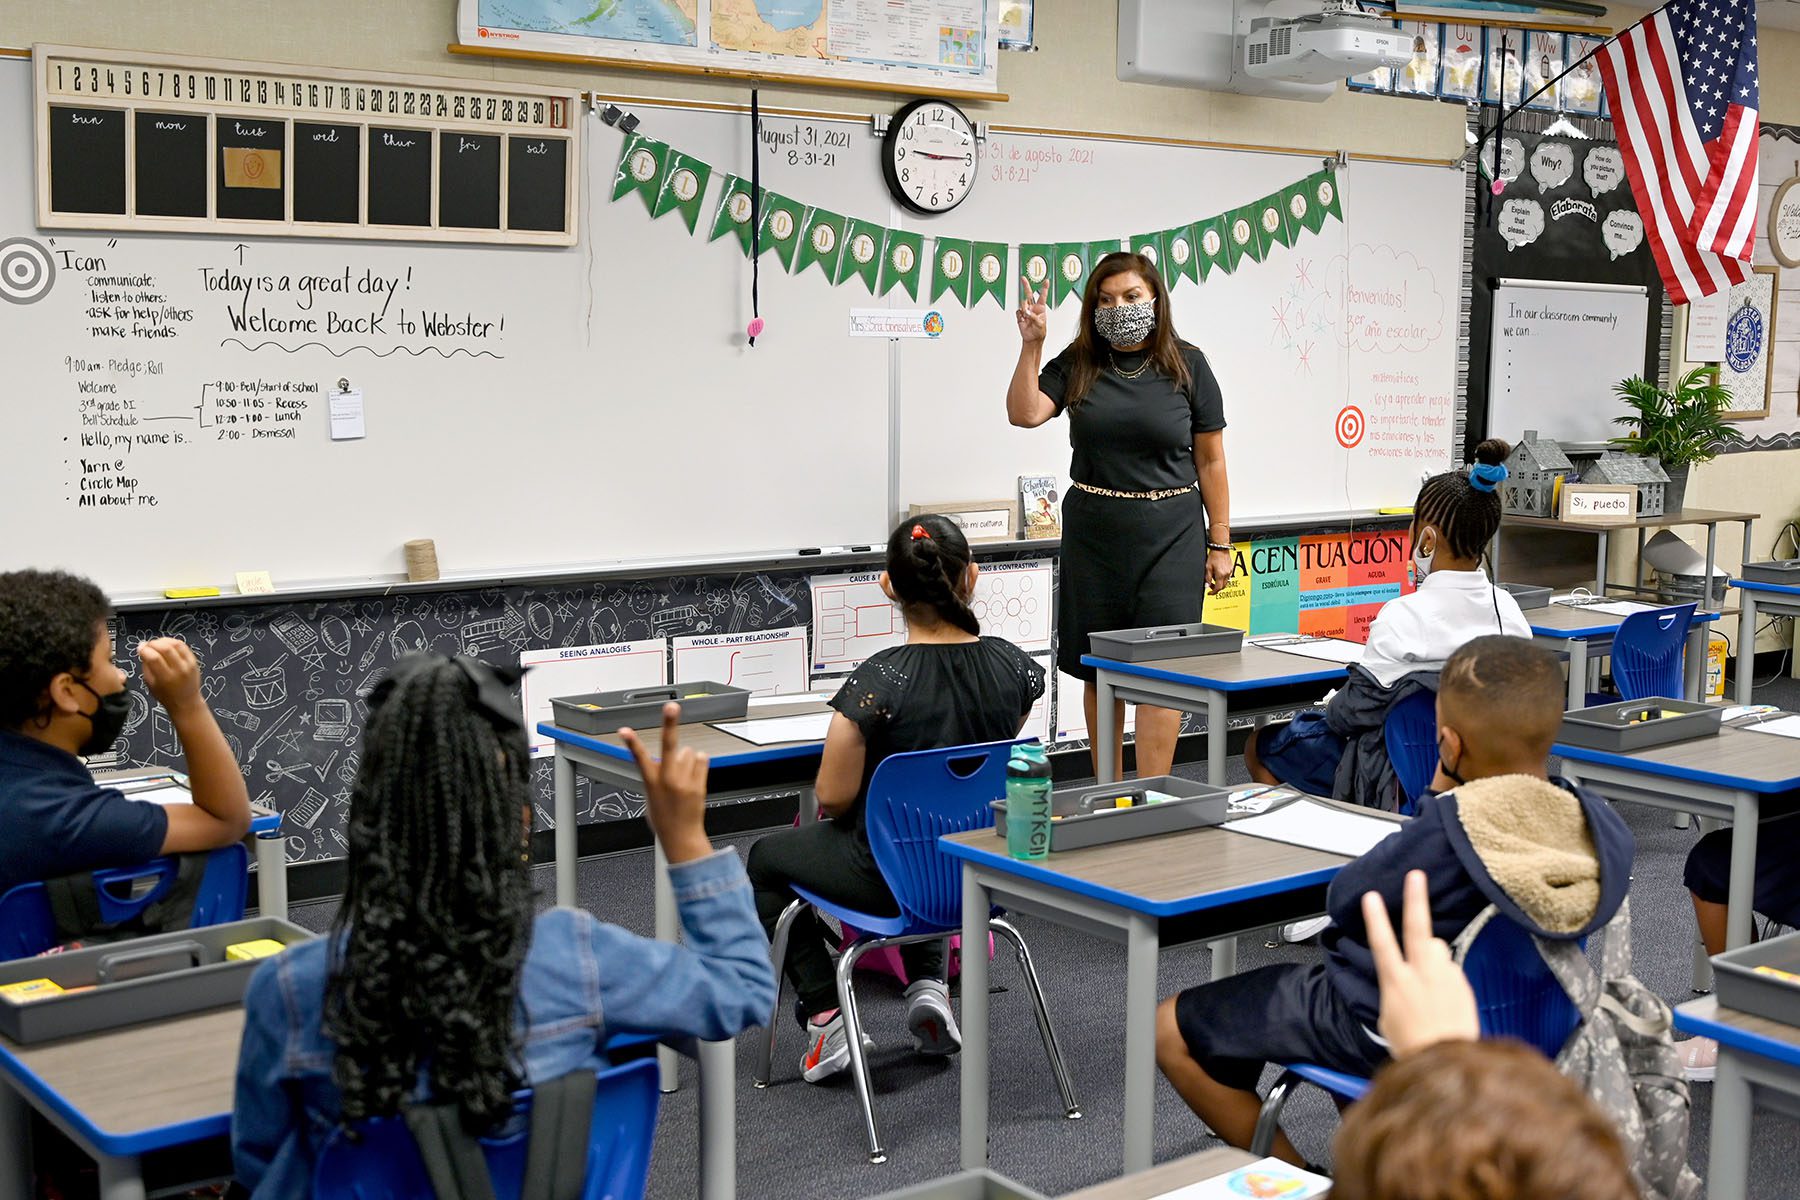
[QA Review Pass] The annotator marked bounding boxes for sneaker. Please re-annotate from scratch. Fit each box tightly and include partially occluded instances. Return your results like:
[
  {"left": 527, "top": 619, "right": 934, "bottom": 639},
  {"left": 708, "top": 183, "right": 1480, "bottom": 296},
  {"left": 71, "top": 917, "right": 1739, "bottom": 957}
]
[
  {"left": 800, "top": 1013, "right": 874, "bottom": 1084},
  {"left": 1281, "top": 916, "right": 1333, "bottom": 943},
  {"left": 1678, "top": 1036, "right": 1717, "bottom": 1083},
  {"left": 904, "top": 979, "right": 962, "bottom": 1056}
]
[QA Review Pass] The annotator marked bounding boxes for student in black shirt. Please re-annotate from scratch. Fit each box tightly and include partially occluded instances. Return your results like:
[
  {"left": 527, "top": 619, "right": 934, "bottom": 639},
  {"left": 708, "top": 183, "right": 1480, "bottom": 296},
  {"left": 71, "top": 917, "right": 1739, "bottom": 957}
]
[
  {"left": 1006, "top": 251, "right": 1232, "bottom": 779},
  {"left": 747, "top": 515, "right": 1045, "bottom": 1085}
]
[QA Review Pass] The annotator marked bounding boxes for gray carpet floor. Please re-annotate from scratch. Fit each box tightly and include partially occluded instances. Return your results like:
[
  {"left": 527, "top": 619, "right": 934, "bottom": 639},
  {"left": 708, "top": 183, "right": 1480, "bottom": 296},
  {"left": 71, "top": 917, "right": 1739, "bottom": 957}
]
[{"left": 287, "top": 667, "right": 1800, "bottom": 1199}]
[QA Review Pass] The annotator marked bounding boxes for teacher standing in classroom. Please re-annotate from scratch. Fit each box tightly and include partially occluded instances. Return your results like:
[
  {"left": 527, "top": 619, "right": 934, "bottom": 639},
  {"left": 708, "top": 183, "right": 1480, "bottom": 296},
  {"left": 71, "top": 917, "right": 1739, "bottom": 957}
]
[{"left": 1006, "top": 251, "right": 1232, "bottom": 778}]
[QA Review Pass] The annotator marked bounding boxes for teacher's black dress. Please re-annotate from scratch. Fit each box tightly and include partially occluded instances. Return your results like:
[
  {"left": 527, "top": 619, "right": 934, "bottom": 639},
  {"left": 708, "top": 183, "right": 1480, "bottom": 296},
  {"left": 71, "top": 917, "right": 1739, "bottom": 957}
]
[{"left": 1039, "top": 343, "right": 1226, "bottom": 681}]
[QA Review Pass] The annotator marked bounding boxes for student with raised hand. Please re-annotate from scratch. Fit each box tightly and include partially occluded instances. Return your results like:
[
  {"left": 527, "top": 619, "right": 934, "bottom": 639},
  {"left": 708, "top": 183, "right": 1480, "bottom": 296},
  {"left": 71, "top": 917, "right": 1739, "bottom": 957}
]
[
  {"left": 232, "top": 661, "right": 774, "bottom": 1195},
  {"left": 0, "top": 569, "right": 250, "bottom": 896},
  {"left": 1155, "top": 636, "right": 1633, "bottom": 1164},
  {"left": 747, "top": 514, "right": 1045, "bottom": 1085},
  {"left": 1246, "top": 439, "right": 1531, "bottom": 809}
]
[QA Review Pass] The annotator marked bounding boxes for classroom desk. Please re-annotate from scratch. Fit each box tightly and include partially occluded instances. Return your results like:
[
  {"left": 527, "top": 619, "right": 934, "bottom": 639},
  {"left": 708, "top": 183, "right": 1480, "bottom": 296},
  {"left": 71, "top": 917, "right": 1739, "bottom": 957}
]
[
  {"left": 537, "top": 700, "right": 829, "bottom": 1200},
  {"left": 1556, "top": 725, "right": 1800, "bottom": 951},
  {"left": 98, "top": 770, "right": 289, "bottom": 921},
  {"left": 1673, "top": 996, "right": 1800, "bottom": 1200},
  {"left": 1060, "top": 1148, "right": 1266, "bottom": 1199},
  {"left": 944, "top": 807, "right": 1400, "bottom": 1177},
  {"left": 1733, "top": 578, "right": 1800, "bottom": 705},
  {"left": 0, "top": 1005, "right": 243, "bottom": 1200},
  {"left": 1494, "top": 508, "right": 1757, "bottom": 597},
  {"left": 1082, "top": 645, "right": 1350, "bottom": 787},
  {"left": 1527, "top": 603, "right": 1718, "bottom": 710}
]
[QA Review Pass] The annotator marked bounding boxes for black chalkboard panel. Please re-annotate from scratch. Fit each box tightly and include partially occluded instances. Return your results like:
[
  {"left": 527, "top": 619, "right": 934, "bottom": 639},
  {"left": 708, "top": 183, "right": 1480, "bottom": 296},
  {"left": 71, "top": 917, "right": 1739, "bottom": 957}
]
[
  {"left": 48, "top": 106, "right": 126, "bottom": 215},
  {"left": 215, "top": 116, "right": 286, "bottom": 221},
  {"left": 507, "top": 135, "right": 567, "bottom": 233},
  {"left": 134, "top": 111, "right": 207, "bottom": 218},
  {"left": 438, "top": 131, "right": 500, "bottom": 230},
  {"left": 293, "top": 122, "right": 360, "bottom": 225},
  {"left": 368, "top": 126, "right": 431, "bottom": 227}
]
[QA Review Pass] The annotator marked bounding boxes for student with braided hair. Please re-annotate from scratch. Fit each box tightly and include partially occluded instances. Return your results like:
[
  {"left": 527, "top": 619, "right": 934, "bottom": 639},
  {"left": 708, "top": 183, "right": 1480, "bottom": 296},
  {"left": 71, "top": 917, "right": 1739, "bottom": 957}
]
[
  {"left": 747, "top": 513, "right": 1045, "bottom": 1084},
  {"left": 1246, "top": 439, "right": 1531, "bottom": 810},
  {"left": 232, "top": 656, "right": 774, "bottom": 1194}
]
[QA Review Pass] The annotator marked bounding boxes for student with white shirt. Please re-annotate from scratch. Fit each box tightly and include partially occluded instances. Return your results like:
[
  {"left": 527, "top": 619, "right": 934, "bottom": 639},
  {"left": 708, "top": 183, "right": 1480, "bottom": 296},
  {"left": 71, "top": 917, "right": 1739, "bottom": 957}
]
[{"left": 1246, "top": 440, "right": 1531, "bottom": 808}]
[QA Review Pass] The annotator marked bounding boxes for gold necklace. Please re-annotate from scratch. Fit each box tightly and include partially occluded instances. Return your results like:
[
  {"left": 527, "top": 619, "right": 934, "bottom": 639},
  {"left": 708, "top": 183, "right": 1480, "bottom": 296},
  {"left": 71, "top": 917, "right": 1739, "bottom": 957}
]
[{"left": 1111, "top": 352, "right": 1153, "bottom": 380}]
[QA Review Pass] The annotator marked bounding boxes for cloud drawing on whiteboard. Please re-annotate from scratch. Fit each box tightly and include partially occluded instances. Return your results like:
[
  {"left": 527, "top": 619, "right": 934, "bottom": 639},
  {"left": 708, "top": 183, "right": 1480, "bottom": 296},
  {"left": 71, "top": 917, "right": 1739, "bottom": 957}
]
[{"left": 1324, "top": 244, "right": 1444, "bottom": 355}]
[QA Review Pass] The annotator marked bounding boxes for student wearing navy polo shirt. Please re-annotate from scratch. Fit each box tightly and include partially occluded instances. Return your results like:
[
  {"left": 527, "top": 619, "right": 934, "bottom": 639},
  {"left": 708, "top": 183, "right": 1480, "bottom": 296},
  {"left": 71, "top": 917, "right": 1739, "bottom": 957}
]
[{"left": 0, "top": 569, "right": 251, "bottom": 896}]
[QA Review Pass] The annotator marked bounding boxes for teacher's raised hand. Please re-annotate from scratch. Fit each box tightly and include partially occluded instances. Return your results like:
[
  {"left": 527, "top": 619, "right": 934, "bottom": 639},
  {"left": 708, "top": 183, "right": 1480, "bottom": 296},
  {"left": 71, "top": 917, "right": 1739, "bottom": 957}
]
[{"left": 1016, "top": 276, "right": 1048, "bottom": 344}]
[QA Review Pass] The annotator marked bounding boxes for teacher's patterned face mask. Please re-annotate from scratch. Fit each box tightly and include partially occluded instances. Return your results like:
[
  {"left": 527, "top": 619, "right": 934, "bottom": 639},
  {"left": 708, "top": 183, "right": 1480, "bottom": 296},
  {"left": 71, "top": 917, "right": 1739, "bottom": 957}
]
[{"left": 1093, "top": 300, "right": 1156, "bottom": 349}]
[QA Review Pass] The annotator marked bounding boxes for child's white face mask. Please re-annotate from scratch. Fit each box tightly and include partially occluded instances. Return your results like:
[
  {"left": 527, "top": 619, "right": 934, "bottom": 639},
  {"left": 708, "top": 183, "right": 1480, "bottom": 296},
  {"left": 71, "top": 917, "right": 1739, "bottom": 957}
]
[{"left": 1411, "top": 525, "right": 1438, "bottom": 585}]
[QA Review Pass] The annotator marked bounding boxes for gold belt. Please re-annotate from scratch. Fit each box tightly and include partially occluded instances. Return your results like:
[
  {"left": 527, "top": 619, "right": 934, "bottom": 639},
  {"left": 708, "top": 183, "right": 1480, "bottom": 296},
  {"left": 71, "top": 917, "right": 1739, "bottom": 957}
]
[{"left": 1071, "top": 481, "right": 1199, "bottom": 501}]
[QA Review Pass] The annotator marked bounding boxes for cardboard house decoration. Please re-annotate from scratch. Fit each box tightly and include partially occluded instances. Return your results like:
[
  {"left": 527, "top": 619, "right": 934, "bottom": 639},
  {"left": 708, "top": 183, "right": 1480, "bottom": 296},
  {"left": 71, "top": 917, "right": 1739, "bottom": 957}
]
[
  {"left": 1580, "top": 451, "right": 1669, "bottom": 517},
  {"left": 1502, "top": 431, "right": 1577, "bottom": 516}
]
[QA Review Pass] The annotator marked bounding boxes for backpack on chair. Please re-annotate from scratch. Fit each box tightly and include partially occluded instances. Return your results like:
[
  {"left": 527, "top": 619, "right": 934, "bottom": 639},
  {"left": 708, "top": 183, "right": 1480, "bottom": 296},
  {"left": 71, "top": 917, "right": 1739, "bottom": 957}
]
[{"left": 1535, "top": 898, "right": 1703, "bottom": 1200}]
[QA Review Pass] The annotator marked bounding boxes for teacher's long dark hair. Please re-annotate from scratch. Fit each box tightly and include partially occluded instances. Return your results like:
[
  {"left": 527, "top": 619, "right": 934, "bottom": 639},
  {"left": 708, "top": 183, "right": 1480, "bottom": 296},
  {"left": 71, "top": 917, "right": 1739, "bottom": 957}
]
[
  {"left": 323, "top": 654, "right": 534, "bottom": 1133},
  {"left": 1062, "top": 251, "right": 1191, "bottom": 410}
]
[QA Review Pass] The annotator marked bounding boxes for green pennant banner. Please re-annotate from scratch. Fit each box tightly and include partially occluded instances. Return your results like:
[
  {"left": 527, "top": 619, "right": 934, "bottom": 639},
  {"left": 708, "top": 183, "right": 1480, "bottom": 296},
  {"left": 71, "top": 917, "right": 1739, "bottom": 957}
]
[
  {"left": 969, "top": 241, "right": 1008, "bottom": 308},
  {"left": 931, "top": 236, "right": 974, "bottom": 306},
  {"left": 1162, "top": 225, "right": 1199, "bottom": 286},
  {"left": 793, "top": 207, "right": 847, "bottom": 280},
  {"left": 1129, "top": 231, "right": 1168, "bottom": 275},
  {"left": 757, "top": 191, "right": 806, "bottom": 271},
  {"left": 878, "top": 228, "right": 925, "bottom": 300},
  {"left": 1311, "top": 170, "right": 1344, "bottom": 224},
  {"left": 1223, "top": 204, "right": 1265, "bottom": 272},
  {"left": 1018, "top": 243, "right": 1054, "bottom": 303},
  {"left": 612, "top": 133, "right": 666, "bottom": 211},
  {"left": 1051, "top": 242, "right": 1090, "bottom": 306},
  {"left": 837, "top": 217, "right": 886, "bottom": 293},
  {"left": 1280, "top": 178, "right": 1324, "bottom": 238},
  {"left": 1193, "top": 217, "right": 1228, "bottom": 282},
  {"left": 708, "top": 174, "right": 756, "bottom": 254},
  {"left": 1089, "top": 238, "right": 1126, "bottom": 267},
  {"left": 1257, "top": 192, "right": 1296, "bottom": 251},
  {"left": 650, "top": 149, "right": 712, "bottom": 232}
]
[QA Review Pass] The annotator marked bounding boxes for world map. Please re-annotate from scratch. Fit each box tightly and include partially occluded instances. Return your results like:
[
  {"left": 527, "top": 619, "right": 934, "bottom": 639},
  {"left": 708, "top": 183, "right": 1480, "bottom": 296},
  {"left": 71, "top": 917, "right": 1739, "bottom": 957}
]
[
  {"left": 711, "top": 0, "right": 828, "bottom": 57},
  {"left": 477, "top": 0, "right": 700, "bottom": 47}
]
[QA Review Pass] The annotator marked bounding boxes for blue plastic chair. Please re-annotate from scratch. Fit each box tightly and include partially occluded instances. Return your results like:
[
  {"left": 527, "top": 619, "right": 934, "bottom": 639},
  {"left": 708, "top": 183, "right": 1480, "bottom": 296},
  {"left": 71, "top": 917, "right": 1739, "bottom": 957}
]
[
  {"left": 1585, "top": 602, "right": 1697, "bottom": 705},
  {"left": 312, "top": 1058, "right": 660, "bottom": 1200},
  {"left": 1250, "top": 911, "right": 1581, "bottom": 1156},
  {"left": 752, "top": 740, "right": 1080, "bottom": 1164},
  {"left": 0, "top": 844, "right": 249, "bottom": 962},
  {"left": 1382, "top": 690, "right": 1440, "bottom": 816}
]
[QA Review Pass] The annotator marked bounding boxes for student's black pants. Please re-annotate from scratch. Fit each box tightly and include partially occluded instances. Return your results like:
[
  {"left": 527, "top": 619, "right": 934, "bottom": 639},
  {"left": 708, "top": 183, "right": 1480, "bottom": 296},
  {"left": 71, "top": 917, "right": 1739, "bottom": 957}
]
[{"left": 746, "top": 815, "right": 945, "bottom": 1023}]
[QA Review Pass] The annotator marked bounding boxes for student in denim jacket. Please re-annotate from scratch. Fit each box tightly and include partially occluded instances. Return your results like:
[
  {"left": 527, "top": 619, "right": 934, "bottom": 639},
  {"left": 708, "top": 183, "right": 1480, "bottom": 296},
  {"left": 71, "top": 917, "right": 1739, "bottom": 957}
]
[{"left": 232, "top": 656, "right": 775, "bottom": 1196}]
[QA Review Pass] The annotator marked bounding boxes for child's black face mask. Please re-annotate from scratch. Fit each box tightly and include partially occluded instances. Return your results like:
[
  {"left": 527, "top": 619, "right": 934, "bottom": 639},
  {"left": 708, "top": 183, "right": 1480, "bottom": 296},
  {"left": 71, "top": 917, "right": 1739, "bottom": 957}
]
[{"left": 1437, "top": 728, "right": 1467, "bottom": 786}]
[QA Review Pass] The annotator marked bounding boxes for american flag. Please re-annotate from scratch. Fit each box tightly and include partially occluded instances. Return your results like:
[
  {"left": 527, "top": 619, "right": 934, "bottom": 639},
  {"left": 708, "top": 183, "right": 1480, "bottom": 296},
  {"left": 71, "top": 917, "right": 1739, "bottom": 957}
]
[{"left": 1596, "top": 0, "right": 1759, "bottom": 304}]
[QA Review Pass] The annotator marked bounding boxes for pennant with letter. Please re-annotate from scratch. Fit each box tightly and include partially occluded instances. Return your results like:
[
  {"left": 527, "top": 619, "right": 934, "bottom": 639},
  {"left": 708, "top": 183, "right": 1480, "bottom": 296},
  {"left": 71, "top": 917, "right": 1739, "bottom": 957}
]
[
  {"left": 1162, "top": 225, "right": 1199, "bottom": 285},
  {"left": 931, "top": 236, "right": 974, "bottom": 305},
  {"left": 1257, "top": 192, "right": 1296, "bottom": 250},
  {"left": 794, "top": 206, "right": 847, "bottom": 280},
  {"left": 969, "top": 241, "right": 1008, "bottom": 308},
  {"left": 1223, "top": 204, "right": 1266, "bottom": 271},
  {"left": 1280, "top": 177, "right": 1326, "bottom": 237},
  {"left": 837, "top": 217, "right": 886, "bottom": 292},
  {"left": 1052, "top": 242, "right": 1090, "bottom": 306},
  {"left": 756, "top": 191, "right": 806, "bottom": 271},
  {"left": 651, "top": 149, "right": 712, "bottom": 232},
  {"left": 1130, "top": 230, "right": 1168, "bottom": 274},
  {"left": 1311, "top": 170, "right": 1344, "bottom": 225},
  {"left": 612, "top": 133, "right": 667, "bottom": 211},
  {"left": 1018, "top": 243, "right": 1055, "bottom": 303},
  {"left": 708, "top": 174, "right": 757, "bottom": 254},
  {"left": 1193, "top": 217, "right": 1229, "bottom": 281},
  {"left": 878, "top": 228, "right": 925, "bottom": 300}
]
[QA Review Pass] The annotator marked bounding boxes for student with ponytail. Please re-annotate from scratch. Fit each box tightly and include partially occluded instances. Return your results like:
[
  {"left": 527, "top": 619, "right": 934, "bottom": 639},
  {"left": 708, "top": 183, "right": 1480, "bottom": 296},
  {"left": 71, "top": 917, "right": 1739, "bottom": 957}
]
[
  {"left": 1246, "top": 440, "right": 1532, "bottom": 811},
  {"left": 747, "top": 514, "right": 1045, "bottom": 1085}
]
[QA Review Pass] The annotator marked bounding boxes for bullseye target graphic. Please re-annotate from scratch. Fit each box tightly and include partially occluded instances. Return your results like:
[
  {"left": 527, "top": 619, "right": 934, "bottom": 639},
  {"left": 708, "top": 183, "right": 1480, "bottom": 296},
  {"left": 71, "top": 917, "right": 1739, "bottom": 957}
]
[
  {"left": 1335, "top": 405, "right": 1365, "bottom": 449},
  {"left": 0, "top": 238, "right": 55, "bottom": 305}
]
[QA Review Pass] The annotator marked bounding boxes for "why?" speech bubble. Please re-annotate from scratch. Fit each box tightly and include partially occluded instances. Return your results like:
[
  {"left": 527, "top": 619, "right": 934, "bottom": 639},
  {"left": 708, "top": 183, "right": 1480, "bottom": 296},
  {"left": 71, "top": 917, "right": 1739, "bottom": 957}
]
[{"left": 1529, "top": 141, "right": 1576, "bottom": 192}]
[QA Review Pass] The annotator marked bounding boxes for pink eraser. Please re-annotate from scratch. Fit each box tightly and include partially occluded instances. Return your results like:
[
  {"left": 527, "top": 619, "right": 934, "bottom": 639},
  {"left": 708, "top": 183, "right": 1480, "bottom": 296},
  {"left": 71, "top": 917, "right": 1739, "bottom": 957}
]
[
  {"left": 746, "top": 317, "right": 766, "bottom": 339},
  {"left": 1490, "top": 179, "right": 1506, "bottom": 195}
]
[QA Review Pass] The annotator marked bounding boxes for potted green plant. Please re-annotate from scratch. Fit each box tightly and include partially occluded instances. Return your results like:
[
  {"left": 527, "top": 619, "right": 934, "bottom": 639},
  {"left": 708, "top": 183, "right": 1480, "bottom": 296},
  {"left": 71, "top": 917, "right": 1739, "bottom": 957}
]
[{"left": 1609, "top": 367, "right": 1745, "bottom": 513}]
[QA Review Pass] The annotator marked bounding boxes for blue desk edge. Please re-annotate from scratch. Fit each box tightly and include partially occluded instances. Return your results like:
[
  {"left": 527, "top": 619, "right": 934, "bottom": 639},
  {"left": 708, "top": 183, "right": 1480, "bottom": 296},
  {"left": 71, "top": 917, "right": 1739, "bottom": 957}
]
[
  {"left": 1554, "top": 739, "right": 1800, "bottom": 793},
  {"left": 0, "top": 1038, "right": 229, "bottom": 1155},
  {"left": 940, "top": 833, "right": 1341, "bottom": 918},
  {"left": 1081, "top": 654, "right": 1347, "bottom": 692},
  {"left": 535, "top": 721, "right": 824, "bottom": 767},
  {"left": 1673, "top": 1003, "right": 1800, "bottom": 1069},
  {"left": 1733, "top": 577, "right": 1800, "bottom": 598}
]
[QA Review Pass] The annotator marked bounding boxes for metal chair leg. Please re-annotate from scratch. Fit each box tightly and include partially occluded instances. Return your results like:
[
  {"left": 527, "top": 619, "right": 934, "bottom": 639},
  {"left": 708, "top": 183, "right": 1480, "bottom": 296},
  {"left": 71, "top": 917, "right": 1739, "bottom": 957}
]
[
  {"left": 1251, "top": 1069, "right": 1302, "bottom": 1158},
  {"left": 834, "top": 941, "right": 888, "bottom": 1164},
  {"left": 989, "top": 917, "right": 1081, "bottom": 1119},
  {"left": 754, "top": 900, "right": 803, "bottom": 1088}
]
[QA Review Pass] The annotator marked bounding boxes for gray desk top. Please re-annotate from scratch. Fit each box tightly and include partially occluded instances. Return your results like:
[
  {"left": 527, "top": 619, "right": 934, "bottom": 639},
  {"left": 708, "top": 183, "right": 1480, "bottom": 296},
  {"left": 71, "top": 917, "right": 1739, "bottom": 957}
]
[{"left": 1061, "top": 1148, "right": 1285, "bottom": 1199}]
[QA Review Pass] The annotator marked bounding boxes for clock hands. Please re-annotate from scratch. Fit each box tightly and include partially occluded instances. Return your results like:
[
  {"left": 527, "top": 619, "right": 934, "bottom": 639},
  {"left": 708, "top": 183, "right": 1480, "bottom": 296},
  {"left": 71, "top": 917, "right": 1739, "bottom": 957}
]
[{"left": 909, "top": 151, "right": 964, "bottom": 161}]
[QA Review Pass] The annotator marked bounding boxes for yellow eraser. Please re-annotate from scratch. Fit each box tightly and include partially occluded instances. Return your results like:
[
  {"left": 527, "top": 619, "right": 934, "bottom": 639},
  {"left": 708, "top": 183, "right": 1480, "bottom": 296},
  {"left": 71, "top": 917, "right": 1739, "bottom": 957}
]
[
  {"left": 576, "top": 703, "right": 602, "bottom": 711},
  {"left": 1376, "top": 506, "right": 1415, "bottom": 516},
  {"left": 225, "top": 939, "right": 287, "bottom": 961},
  {"left": 1754, "top": 964, "right": 1800, "bottom": 985},
  {"left": 683, "top": 692, "right": 709, "bottom": 699},
  {"left": 164, "top": 586, "right": 222, "bottom": 598},
  {"left": 0, "top": 978, "right": 65, "bottom": 1002}
]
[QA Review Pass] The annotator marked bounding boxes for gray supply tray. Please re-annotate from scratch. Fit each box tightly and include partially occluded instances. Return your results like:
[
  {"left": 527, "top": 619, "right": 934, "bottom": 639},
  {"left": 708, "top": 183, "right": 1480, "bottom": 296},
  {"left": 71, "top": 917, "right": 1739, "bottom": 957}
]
[
  {"left": 1498, "top": 581, "right": 1553, "bottom": 610},
  {"left": 0, "top": 917, "right": 313, "bottom": 1044},
  {"left": 1089, "top": 622, "right": 1244, "bottom": 662},
  {"left": 1712, "top": 931, "right": 1800, "bottom": 1027},
  {"left": 868, "top": 1170, "right": 1051, "bottom": 1200},
  {"left": 993, "top": 776, "right": 1230, "bottom": 852},
  {"left": 1741, "top": 560, "right": 1800, "bottom": 588},
  {"left": 549, "top": 681, "right": 749, "bottom": 735},
  {"left": 1558, "top": 697, "right": 1721, "bottom": 753}
]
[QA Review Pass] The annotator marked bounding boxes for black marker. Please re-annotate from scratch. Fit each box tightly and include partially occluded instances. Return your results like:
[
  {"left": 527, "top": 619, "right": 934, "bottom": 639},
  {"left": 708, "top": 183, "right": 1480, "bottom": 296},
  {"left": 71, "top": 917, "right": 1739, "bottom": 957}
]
[{"left": 798, "top": 548, "right": 823, "bottom": 556}]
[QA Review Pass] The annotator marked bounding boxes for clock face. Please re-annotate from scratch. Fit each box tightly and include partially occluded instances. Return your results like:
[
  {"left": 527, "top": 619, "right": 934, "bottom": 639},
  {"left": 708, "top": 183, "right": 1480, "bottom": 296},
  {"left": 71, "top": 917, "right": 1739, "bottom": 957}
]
[{"left": 884, "top": 99, "right": 976, "bottom": 215}]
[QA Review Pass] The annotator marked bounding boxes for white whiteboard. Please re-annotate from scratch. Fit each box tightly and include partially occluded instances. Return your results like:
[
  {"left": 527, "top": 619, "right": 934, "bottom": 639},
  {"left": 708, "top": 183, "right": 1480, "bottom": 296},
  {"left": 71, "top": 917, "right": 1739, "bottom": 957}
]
[{"left": 1485, "top": 280, "right": 1649, "bottom": 447}]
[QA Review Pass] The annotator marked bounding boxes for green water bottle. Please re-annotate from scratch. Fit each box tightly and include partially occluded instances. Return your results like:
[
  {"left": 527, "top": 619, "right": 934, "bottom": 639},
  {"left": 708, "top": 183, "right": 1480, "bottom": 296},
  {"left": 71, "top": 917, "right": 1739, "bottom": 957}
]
[{"left": 1006, "top": 743, "right": 1053, "bottom": 861}]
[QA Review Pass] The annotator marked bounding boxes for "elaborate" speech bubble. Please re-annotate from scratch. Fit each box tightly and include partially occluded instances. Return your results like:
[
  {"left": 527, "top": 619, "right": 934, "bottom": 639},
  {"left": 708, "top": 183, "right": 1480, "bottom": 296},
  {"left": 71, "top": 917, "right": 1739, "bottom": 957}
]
[
  {"left": 1529, "top": 141, "right": 1576, "bottom": 192},
  {"left": 1602, "top": 210, "right": 1645, "bottom": 259},
  {"left": 1583, "top": 146, "right": 1626, "bottom": 196},
  {"left": 1498, "top": 198, "right": 1546, "bottom": 251}
]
